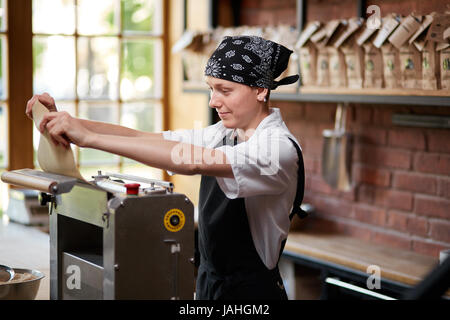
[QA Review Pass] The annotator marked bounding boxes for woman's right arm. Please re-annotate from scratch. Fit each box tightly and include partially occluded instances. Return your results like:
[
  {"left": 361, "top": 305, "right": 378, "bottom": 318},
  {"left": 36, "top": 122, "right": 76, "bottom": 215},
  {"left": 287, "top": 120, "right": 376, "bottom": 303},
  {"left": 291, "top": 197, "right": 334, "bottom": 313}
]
[
  {"left": 26, "top": 93, "right": 163, "bottom": 139},
  {"left": 78, "top": 118, "right": 163, "bottom": 139}
]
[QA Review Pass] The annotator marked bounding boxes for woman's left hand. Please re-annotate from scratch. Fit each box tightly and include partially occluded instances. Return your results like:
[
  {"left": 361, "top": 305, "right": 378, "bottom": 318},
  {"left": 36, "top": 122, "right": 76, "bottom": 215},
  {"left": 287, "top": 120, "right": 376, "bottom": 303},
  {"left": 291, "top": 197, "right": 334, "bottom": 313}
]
[{"left": 38, "top": 111, "right": 94, "bottom": 148}]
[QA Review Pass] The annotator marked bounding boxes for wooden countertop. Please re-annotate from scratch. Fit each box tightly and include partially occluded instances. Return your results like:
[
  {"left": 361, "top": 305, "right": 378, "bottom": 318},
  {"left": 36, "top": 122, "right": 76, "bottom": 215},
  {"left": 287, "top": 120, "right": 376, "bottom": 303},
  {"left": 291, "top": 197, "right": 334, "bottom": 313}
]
[{"left": 285, "top": 230, "right": 440, "bottom": 287}]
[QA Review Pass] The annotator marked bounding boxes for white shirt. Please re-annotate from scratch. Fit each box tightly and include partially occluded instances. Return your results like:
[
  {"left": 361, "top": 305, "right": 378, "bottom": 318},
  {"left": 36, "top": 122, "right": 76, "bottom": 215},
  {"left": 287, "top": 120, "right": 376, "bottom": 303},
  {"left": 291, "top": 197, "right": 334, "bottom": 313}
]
[{"left": 162, "top": 108, "right": 301, "bottom": 270}]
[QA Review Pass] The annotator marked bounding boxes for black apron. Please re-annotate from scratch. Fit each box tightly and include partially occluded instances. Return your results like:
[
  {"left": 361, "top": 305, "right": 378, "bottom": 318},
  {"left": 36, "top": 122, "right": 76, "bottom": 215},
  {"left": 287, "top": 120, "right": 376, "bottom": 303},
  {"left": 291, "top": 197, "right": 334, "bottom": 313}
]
[{"left": 196, "top": 133, "right": 305, "bottom": 300}]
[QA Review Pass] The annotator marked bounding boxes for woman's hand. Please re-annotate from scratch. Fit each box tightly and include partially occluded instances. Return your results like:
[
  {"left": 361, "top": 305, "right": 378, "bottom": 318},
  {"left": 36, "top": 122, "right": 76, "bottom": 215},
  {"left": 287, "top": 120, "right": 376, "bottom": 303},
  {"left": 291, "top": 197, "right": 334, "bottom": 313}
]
[
  {"left": 38, "top": 111, "right": 95, "bottom": 149},
  {"left": 26, "top": 92, "right": 57, "bottom": 120}
]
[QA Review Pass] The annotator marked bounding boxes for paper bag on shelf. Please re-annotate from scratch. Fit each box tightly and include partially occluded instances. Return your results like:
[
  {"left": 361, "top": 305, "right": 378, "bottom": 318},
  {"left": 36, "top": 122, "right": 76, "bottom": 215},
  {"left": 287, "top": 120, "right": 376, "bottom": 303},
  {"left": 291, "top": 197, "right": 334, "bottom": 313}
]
[
  {"left": 381, "top": 42, "right": 402, "bottom": 88},
  {"left": 373, "top": 14, "right": 402, "bottom": 88},
  {"left": 337, "top": 18, "right": 365, "bottom": 89},
  {"left": 357, "top": 19, "right": 383, "bottom": 88},
  {"left": 437, "top": 41, "right": 450, "bottom": 90},
  {"left": 312, "top": 19, "right": 342, "bottom": 87},
  {"left": 389, "top": 14, "right": 423, "bottom": 89},
  {"left": 296, "top": 21, "right": 321, "bottom": 87},
  {"left": 409, "top": 13, "right": 440, "bottom": 90},
  {"left": 426, "top": 13, "right": 450, "bottom": 43}
]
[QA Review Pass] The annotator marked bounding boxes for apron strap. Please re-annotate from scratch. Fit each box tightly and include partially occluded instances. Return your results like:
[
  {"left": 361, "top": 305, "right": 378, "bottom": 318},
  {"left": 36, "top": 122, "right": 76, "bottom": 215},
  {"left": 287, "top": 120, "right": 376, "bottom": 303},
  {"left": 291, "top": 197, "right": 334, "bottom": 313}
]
[
  {"left": 287, "top": 137, "right": 306, "bottom": 220},
  {"left": 278, "top": 138, "right": 306, "bottom": 264}
]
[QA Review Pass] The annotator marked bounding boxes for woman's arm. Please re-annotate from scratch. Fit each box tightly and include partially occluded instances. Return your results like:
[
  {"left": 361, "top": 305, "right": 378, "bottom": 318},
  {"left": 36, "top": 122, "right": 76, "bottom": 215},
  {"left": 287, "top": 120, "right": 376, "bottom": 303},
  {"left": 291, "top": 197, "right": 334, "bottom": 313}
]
[
  {"left": 89, "top": 134, "right": 233, "bottom": 177},
  {"left": 38, "top": 111, "right": 234, "bottom": 178},
  {"left": 78, "top": 119, "right": 163, "bottom": 139}
]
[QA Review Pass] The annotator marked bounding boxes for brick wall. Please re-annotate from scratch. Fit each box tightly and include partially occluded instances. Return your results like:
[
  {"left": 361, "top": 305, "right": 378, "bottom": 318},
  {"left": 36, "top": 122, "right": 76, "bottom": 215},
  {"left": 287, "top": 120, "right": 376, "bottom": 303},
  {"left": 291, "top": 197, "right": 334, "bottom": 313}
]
[
  {"left": 277, "top": 102, "right": 450, "bottom": 257},
  {"left": 237, "top": 0, "right": 450, "bottom": 257}
]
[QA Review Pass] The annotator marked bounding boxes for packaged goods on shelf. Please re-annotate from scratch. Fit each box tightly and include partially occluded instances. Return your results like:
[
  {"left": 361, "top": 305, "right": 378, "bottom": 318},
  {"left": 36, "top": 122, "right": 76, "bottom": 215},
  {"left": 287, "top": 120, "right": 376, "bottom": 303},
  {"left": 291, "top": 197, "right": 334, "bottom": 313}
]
[
  {"left": 373, "top": 14, "right": 402, "bottom": 88},
  {"left": 336, "top": 18, "right": 365, "bottom": 89},
  {"left": 410, "top": 13, "right": 440, "bottom": 90},
  {"left": 296, "top": 21, "right": 321, "bottom": 87},
  {"left": 312, "top": 19, "right": 341, "bottom": 87},
  {"left": 438, "top": 41, "right": 450, "bottom": 90},
  {"left": 356, "top": 20, "right": 383, "bottom": 88},
  {"left": 388, "top": 14, "right": 423, "bottom": 89}
]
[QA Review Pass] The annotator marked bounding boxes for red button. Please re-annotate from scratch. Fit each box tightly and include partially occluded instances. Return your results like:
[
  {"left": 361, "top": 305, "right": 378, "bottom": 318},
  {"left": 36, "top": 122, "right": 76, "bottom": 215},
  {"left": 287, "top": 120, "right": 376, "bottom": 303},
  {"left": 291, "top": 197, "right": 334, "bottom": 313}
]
[{"left": 124, "top": 183, "right": 140, "bottom": 195}]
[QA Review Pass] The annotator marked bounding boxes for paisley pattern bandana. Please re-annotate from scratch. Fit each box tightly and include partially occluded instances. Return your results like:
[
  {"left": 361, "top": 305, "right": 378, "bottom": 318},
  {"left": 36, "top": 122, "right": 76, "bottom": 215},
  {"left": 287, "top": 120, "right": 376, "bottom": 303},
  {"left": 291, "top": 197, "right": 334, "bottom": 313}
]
[{"left": 205, "top": 36, "right": 299, "bottom": 90}]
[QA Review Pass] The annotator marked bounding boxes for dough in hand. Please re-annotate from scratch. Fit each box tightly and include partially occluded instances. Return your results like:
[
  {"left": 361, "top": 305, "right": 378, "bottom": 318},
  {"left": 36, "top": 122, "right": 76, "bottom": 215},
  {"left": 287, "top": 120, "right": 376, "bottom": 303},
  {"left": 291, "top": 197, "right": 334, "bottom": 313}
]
[{"left": 32, "top": 100, "right": 85, "bottom": 180}]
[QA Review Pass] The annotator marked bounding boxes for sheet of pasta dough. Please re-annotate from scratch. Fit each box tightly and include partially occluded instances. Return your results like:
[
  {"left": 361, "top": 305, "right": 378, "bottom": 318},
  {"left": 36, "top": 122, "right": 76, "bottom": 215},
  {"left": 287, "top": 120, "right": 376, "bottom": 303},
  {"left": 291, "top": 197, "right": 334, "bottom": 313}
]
[{"left": 32, "top": 100, "right": 85, "bottom": 181}]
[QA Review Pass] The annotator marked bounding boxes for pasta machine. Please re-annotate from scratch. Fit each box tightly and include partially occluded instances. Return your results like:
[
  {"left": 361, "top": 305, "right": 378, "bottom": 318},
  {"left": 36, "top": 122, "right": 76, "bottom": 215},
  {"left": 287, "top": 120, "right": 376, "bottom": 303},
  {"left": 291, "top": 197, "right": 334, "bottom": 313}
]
[{"left": 1, "top": 169, "right": 195, "bottom": 300}]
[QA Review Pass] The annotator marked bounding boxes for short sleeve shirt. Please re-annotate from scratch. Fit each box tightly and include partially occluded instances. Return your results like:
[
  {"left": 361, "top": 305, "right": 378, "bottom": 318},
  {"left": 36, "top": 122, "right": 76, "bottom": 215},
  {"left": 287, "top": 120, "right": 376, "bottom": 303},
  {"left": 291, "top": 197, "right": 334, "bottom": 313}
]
[{"left": 162, "top": 108, "right": 301, "bottom": 270}]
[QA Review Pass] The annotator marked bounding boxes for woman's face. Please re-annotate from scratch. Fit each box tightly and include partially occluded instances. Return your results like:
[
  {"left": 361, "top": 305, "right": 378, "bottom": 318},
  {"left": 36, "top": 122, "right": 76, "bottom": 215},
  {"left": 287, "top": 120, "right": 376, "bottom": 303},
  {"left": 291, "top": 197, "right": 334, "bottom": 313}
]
[{"left": 206, "top": 76, "right": 267, "bottom": 131}]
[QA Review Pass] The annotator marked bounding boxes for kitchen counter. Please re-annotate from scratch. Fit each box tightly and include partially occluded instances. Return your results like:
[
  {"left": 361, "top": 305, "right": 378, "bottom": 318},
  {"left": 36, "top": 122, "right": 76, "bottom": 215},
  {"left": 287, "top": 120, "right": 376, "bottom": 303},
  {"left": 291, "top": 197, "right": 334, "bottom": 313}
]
[{"left": 0, "top": 218, "right": 50, "bottom": 300}]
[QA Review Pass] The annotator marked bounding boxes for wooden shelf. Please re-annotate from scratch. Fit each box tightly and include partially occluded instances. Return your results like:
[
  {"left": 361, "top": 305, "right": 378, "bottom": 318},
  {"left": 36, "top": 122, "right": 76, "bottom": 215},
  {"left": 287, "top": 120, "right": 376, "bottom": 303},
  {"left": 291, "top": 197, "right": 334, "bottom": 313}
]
[{"left": 183, "top": 82, "right": 450, "bottom": 107}]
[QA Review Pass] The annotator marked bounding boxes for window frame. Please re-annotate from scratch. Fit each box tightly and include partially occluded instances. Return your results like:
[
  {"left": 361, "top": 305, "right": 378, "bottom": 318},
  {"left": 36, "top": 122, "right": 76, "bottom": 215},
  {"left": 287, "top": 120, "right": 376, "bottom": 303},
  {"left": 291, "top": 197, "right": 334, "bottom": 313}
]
[{"left": 4, "top": 0, "right": 169, "bottom": 180}]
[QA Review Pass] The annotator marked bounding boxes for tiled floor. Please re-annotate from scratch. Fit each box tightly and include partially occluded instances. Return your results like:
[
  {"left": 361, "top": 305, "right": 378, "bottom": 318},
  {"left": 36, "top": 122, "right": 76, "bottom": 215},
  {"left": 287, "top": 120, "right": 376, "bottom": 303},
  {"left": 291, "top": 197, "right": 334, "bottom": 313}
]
[{"left": 0, "top": 218, "right": 50, "bottom": 300}]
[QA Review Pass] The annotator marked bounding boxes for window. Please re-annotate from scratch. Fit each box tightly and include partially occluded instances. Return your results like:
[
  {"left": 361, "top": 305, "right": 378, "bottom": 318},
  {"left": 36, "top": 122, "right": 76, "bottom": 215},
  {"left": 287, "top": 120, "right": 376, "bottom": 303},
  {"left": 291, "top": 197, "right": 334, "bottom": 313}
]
[{"left": 32, "top": 0, "right": 164, "bottom": 179}]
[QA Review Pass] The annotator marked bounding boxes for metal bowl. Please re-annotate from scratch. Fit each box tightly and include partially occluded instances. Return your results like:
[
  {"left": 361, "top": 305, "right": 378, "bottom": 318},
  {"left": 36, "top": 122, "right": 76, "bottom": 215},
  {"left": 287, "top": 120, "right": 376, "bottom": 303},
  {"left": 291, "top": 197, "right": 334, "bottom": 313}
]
[{"left": 0, "top": 268, "right": 45, "bottom": 300}]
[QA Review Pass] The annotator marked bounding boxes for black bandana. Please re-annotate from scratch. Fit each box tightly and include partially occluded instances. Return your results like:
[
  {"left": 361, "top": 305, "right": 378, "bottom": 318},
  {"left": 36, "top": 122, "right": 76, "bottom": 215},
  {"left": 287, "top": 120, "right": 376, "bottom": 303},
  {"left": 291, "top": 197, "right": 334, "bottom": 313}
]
[{"left": 204, "top": 35, "right": 299, "bottom": 90}]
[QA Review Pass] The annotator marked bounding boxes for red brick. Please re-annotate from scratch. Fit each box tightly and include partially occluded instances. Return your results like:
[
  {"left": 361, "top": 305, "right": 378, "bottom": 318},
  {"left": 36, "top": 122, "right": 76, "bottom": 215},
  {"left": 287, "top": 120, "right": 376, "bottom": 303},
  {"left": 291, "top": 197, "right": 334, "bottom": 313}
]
[
  {"left": 427, "top": 129, "right": 450, "bottom": 154},
  {"left": 353, "top": 165, "right": 391, "bottom": 187},
  {"left": 415, "top": 195, "right": 450, "bottom": 219},
  {"left": 372, "top": 108, "right": 393, "bottom": 126},
  {"left": 312, "top": 195, "right": 354, "bottom": 219},
  {"left": 274, "top": 8, "right": 297, "bottom": 25},
  {"left": 437, "top": 177, "right": 450, "bottom": 199},
  {"left": 357, "top": 184, "right": 375, "bottom": 204},
  {"left": 407, "top": 216, "right": 429, "bottom": 238},
  {"left": 414, "top": 153, "right": 450, "bottom": 176},
  {"left": 388, "top": 128, "right": 426, "bottom": 150},
  {"left": 372, "top": 230, "right": 412, "bottom": 251},
  {"left": 303, "top": 157, "right": 318, "bottom": 175},
  {"left": 301, "top": 137, "right": 323, "bottom": 158},
  {"left": 353, "top": 106, "right": 373, "bottom": 124},
  {"left": 386, "top": 210, "right": 409, "bottom": 232},
  {"left": 304, "top": 103, "right": 335, "bottom": 123},
  {"left": 374, "top": 188, "right": 413, "bottom": 211},
  {"left": 354, "top": 145, "right": 412, "bottom": 169},
  {"left": 309, "top": 175, "right": 336, "bottom": 195},
  {"left": 412, "top": 240, "right": 449, "bottom": 258},
  {"left": 292, "top": 121, "right": 319, "bottom": 138},
  {"left": 338, "top": 187, "right": 357, "bottom": 202},
  {"left": 353, "top": 204, "right": 386, "bottom": 227},
  {"left": 429, "top": 220, "right": 450, "bottom": 243},
  {"left": 393, "top": 171, "right": 437, "bottom": 195},
  {"left": 353, "top": 126, "right": 387, "bottom": 146}
]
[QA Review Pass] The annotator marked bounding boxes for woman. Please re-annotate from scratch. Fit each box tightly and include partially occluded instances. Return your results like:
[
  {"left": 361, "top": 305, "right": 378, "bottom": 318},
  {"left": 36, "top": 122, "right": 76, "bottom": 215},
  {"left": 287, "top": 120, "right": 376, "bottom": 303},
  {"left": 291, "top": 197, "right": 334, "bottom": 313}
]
[{"left": 26, "top": 35, "right": 305, "bottom": 300}]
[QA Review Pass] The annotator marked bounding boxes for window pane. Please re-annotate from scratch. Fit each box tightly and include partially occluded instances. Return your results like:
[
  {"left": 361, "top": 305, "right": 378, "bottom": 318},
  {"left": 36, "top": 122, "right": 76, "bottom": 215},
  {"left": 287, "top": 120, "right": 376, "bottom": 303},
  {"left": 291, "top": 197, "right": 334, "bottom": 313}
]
[
  {"left": 121, "top": 39, "right": 162, "bottom": 100},
  {"left": 0, "top": 104, "right": 7, "bottom": 168},
  {"left": 77, "top": 37, "right": 119, "bottom": 100},
  {"left": 32, "top": 0, "right": 75, "bottom": 34},
  {"left": 122, "top": 0, "right": 162, "bottom": 34},
  {"left": 33, "top": 102, "right": 76, "bottom": 168},
  {"left": 33, "top": 36, "right": 76, "bottom": 99},
  {"left": 120, "top": 101, "right": 162, "bottom": 164},
  {"left": 0, "top": 0, "right": 5, "bottom": 32},
  {"left": 78, "top": 102, "right": 119, "bottom": 165},
  {"left": 121, "top": 101, "right": 162, "bottom": 132},
  {"left": 77, "top": 0, "right": 119, "bottom": 35},
  {"left": 0, "top": 35, "right": 7, "bottom": 100}
]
